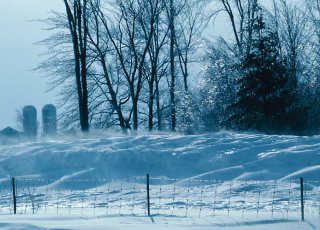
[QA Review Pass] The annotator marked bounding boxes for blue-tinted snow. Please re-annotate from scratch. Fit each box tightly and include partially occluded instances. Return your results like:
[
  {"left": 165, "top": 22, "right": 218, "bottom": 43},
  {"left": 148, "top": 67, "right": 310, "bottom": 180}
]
[{"left": 0, "top": 131, "right": 319, "bottom": 182}]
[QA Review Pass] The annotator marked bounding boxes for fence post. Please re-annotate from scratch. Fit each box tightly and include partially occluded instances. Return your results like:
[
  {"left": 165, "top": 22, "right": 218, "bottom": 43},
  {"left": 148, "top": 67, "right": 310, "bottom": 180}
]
[
  {"left": 11, "top": 177, "right": 16, "bottom": 214},
  {"left": 147, "top": 173, "right": 150, "bottom": 216},
  {"left": 300, "top": 177, "right": 304, "bottom": 221}
]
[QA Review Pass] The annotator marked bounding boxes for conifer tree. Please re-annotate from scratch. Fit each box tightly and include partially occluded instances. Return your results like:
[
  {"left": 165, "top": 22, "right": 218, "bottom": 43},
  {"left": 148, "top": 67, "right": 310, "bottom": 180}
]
[{"left": 228, "top": 10, "right": 294, "bottom": 133}]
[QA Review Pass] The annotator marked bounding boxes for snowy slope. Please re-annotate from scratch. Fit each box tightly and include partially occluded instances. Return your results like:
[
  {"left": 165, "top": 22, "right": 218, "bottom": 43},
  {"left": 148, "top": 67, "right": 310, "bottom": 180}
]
[
  {"left": 0, "top": 131, "right": 320, "bottom": 230},
  {"left": 0, "top": 131, "right": 320, "bottom": 182}
]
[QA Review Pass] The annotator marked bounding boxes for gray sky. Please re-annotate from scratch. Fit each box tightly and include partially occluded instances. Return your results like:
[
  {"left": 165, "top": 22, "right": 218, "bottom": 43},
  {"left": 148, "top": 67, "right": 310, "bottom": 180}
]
[{"left": 0, "top": 0, "right": 63, "bottom": 130}]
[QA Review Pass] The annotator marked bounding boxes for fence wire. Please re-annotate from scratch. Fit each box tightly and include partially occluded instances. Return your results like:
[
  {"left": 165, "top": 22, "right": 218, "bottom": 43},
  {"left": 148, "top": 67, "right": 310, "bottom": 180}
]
[{"left": 0, "top": 177, "right": 319, "bottom": 220}]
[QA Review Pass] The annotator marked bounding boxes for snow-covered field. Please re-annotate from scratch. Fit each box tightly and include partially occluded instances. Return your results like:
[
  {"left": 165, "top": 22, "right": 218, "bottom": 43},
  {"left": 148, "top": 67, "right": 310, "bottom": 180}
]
[{"left": 0, "top": 131, "right": 320, "bottom": 229}]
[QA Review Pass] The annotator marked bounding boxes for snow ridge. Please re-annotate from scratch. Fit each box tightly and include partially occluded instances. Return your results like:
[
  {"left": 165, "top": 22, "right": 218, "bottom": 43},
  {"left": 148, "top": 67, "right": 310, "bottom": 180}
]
[{"left": 0, "top": 132, "right": 319, "bottom": 182}]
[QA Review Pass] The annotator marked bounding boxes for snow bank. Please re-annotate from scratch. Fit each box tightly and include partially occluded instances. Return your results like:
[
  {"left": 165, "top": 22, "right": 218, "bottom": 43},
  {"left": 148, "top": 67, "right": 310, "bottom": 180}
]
[{"left": 0, "top": 131, "right": 319, "bottom": 182}]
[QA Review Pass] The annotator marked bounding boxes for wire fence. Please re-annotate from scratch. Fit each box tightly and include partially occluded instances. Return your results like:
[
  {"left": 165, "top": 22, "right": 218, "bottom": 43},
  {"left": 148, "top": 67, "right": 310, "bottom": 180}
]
[{"left": 1, "top": 176, "right": 319, "bottom": 220}]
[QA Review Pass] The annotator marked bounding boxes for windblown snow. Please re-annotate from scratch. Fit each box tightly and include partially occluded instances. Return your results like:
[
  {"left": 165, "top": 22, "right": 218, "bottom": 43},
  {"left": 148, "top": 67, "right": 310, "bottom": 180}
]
[
  {"left": 0, "top": 131, "right": 319, "bottom": 230},
  {"left": 0, "top": 131, "right": 320, "bottom": 181}
]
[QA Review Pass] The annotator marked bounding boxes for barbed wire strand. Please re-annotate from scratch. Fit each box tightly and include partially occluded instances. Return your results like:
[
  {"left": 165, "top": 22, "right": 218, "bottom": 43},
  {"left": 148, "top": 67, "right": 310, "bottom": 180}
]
[
  {"left": 106, "top": 180, "right": 111, "bottom": 215},
  {"left": 31, "top": 181, "right": 35, "bottom": 214},
  {"left": 304, "top": 182, "right": 308, "bottom": 214},
  {"left": 158, "top": 183, "right": 162, "bottom": 215},
  {"left": 316, "top": 188, "right": 320, "bottom": 215},
  {"left": 286, "top": 180, "right": 292, "bottom": 219},
  {"left": 13, "top": 179, "right": 17, "bottom": 215},
  {"left": 22, "top": 183, "right": 29, "bottom": 214},
  {"left": 318, "top": 187, "right": 320, "bottom": 215},
  {"left": 144, "top": 181, "right": 147, "bottom": 216},
  {"left": 199, "top": 179, "right": 204, "bottom": 218},
  {"left": 171, "top": 179, "right": 177, "bottom": 217},
  {"left": 185, "top": 179, "right": 190, "bottom": 217},
  {"left": 119, "top": 180, "right": 123, "bottom": 215},
  {"left": 227, "top": 181, "right": 232, "bottom": 216},
  {"left": 81, "top": 184, "right": 85, "bottom": 215},
  {"left": 56, "top": 182, "right": 61, "bottom": 215},
  {"left": 44, "top": 180, "right": 49, "bottom": 214},
  {"left": 212, "top": 181, "right": 218, "bottom": 217},
  {"left": 242, "top": 180, "right": 247, "bottom": 219},
  {"left": 271, "top": 180, "right": 277, "bottom": 218},
  {"left": 68, "top": 183, "right": 72, "bottom": 215},
  {"left": 131, "top": 178, "right": 136, "bottom": 215},
  {"left": 27, "top": 184, "right": 34, "bottom": 214},
  {"left": 93, "top": 181, "right": 98, "bottom": 216},
  {"left": 23, "top": 181, "right": 28, "bottom": 214},
  {"left": 28, "top": 183, "right": 33, "bottom": 214},
  {"left": 12, "top": 177, "right": 310, "bottom": 184},
  {"left": 256, "top": 181, "right": 262, "bottom": 217}
]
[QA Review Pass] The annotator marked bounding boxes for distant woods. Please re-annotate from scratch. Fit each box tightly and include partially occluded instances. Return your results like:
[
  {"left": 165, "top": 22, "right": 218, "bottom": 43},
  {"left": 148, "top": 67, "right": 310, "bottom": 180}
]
[{"left": 37, "top": 0, "right": 320, "bottom": 135}]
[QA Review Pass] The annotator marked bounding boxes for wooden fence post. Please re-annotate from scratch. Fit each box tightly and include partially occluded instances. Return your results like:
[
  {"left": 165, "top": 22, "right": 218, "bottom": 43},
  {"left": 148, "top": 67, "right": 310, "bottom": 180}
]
[
  {"left": 300, "top": 177, "right": 304, "bottom": 221},
  {"left": 147, "top": 174, "right": 150, "bottom": 216},
  {"left": 11, "top": 177, "right": 16, "bottom": 214}
]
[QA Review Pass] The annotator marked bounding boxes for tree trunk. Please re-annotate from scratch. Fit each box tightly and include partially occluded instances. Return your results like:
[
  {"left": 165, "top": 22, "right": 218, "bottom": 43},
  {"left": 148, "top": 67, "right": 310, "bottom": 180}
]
[
  {"left": 156, "top": 75, "right": 162, "bottom": 131},
  {"left": 64, "top": 0, "right": 89, "bottom": 132},
  {"left": 133, "top": 98, "right": 138, "bottom": 130},
  {"left": 148, "top": 78, "right": 155, "bottom": 131},
  {"left": 170, "top": 0, "right": 176, "bottom": 131}
]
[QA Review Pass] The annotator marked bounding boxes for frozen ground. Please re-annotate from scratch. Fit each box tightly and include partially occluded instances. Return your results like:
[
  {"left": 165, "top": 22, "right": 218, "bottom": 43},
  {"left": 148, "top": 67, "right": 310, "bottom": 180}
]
[
  {"left": 0, "top": 131, "right": 320, "bottom": 229},
  {"left": 0, "top": 215, "right": 317, "bottom": 230}
]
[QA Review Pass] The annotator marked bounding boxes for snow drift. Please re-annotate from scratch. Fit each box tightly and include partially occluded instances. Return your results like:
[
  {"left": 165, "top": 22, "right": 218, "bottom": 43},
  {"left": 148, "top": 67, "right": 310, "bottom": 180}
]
[{"left": 0, "top": 131, "right": 319, "bottom": 182}]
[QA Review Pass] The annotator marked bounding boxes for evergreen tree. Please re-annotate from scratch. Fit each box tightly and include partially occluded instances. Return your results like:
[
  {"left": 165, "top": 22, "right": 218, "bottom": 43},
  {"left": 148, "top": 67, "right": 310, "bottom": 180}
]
[{"left": 228, "top": 11, "right": 295, "bottom": 133}]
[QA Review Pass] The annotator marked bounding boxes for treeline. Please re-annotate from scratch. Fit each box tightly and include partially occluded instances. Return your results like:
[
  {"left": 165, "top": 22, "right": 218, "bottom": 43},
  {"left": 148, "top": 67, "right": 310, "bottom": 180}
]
[{"left": 38, "top": 0, "right": 320, "bottom": 135}]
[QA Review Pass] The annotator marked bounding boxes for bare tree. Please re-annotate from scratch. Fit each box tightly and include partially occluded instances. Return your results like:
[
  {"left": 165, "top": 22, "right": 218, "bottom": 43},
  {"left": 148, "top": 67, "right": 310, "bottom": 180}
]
[
  {"left": 168, "top": 0, "right": 177, "bottom": 131},
  {"left": 217, "top": 0, "right": 259, "bottom": 56},
  {"left": 63, "top": 0, "right": 90, "bottom": 132},
  {"left": 87, "top": 0, "right": 132, "bottom": 133},
  {"left": 143, "top": 1, "right": 170, "bottom": 131},
  {"left": 37, "top": 0, "right": 92, "bottom": 132},
  {"left": 175, "top": 0, "right": 209, "bottom": 92},
  {"left": 272, "top": 0, "right": 310, "bottom": 89},
  {"left": 92, "top": 0, "right": 159, "bottom": 131}
]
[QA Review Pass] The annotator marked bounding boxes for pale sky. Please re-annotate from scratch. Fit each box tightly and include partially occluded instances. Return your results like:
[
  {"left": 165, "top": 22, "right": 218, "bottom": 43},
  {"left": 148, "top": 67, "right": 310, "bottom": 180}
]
[
  {"left": 0, "top": 0, "right": 63, "bottom": 130},
  {"left": 0, "top": 0, "right": 290, "bottom": 131}
]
